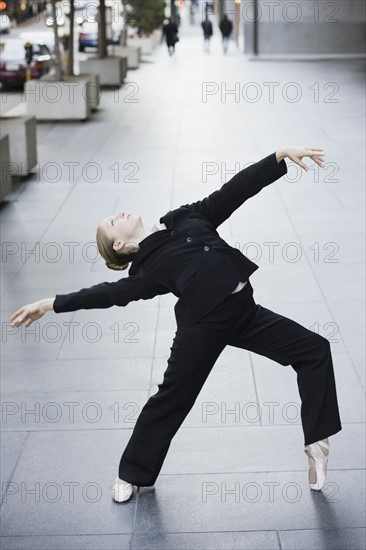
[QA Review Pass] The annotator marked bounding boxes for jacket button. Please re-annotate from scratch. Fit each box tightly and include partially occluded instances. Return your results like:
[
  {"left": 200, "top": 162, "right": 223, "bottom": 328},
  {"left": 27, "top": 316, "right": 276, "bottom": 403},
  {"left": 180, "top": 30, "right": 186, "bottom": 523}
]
[
  {"left": 204, "top": 245, "right": 210, "bottom": 251},
  {"left": 170, "top": 230, "right": 175, "bottom": 236},
  {"left": 186, "top": 237, "right": 192, "bottom": 242}
]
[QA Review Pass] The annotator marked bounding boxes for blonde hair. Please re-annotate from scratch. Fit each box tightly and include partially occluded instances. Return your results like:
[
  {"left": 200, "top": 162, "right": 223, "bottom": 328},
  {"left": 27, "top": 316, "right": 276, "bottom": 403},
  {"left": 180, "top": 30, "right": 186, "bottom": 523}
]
[{"left": 96, "top": 224, "right": 140, "bottom": 271}]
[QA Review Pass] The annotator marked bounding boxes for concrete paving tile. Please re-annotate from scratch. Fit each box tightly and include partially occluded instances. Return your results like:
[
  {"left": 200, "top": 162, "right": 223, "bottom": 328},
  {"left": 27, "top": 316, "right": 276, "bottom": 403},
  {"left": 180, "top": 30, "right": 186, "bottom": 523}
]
[
  {"left": 230, "top": 218, "right": 297, "bottom": 239},
  {"left": 12, "top": 185, "right": 72, "bottom": 203},
  {"left": 18, "top": 254, "right": 95, "bottom": 275},
  {"left": 326, "top": 300, "right": 365, "bottom": 387},
  {"left": 288, "top": 209, "right": 363, "bottom": 225},
  {"left": 0, "top": 357, "right": 152, "bottom": 394},
  {"left": 0, "top": 430, "right": 135, "bottom": 536},
  {"left": 310, "top": 261, "right": 365, "bottom": 283},
  {"left": 1, "top": 310, "right": 74, "bottom": 362},
  {"left": 159, "top": 293, "right": 178, "bottom": 307},
  {"left": 1, "top": 273, "right": 116, "bottom": 309},
  {"left": 1, "top": 390, "right": 148, "bottom": 431},
  {"left": 70, "top": 305, "right": 159, "bottom": 333},
  {"left": 279, "top": 527, "right": 366, "bottom": 550},
  {"left": 326, "top": 301, "right": 365, "bottom": 348},
  {"left": 277, "top": 190, "right": 345, "bottom": 213},
  {"left": 131, "top": 531, "right": 280, "bottom": 549},
  {"left": 333, "top": 189, "right": 365, "bottom": 210},
  {"left": 2, "top": 239, "right": 53, "bottom": 275},
  {"left": 298, "top": 232, "right": 364, "bottom": 264},
  {"left": 347, "top": 348, "right": 365, "bottom": 389},
  {"left": 294, "top": 214, "right": 365, "bottom": 236},
  {"left": 134, "top": 470, "right": 365, "bottom": 534},
  {"left": 0, "top": 534, "right": 132, "bottom": 550},
  {"left": 0, "top": 218, "right": 50, "bottom": 243},
  {"left": 55, "top": 191, "right": 115, "bottom": 211},
  {"left": 0, "top": 272, "right": 16, "bottom": 300},
  {"left": 0, "top": 432, "right": 29, "bottom": 485},
  {"left": 0, "top": 201, "right": 61, "bottom": 222},
  {"left": 248, "top": 270, "right": 326, "bottom": 304},
  {"left": 154, "top": 329, "right": 179, "bottom": 357},
  {"left": 319, "top": 278, "right": 365, "bottom": 302},
  {"left": 57, "top": 328, "right": 157, "bottom": 360},
  {"left": 158, "top": 423, "right": 363, "bottom": 476}
]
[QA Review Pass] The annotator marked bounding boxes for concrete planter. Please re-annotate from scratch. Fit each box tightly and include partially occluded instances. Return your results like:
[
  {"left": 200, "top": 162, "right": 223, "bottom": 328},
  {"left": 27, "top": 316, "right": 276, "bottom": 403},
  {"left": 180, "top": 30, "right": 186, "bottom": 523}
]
[
  {"left": 152, "top": 28, "right": 163, "bottom": 47},
  {"left": 79, "top": 56, "right": 127, "bottom": 87},
  {"left": 78, "top": 72, "right": 100, "bottom": 110},
  {"left": 107, "top": 45, "right": 141, "bottom": 69},
  {"left": 0, "top": 134, "right": 12, "bottom": 201},
  {"left": 24, "top": 75, "right": 93, "bottom": 121},
  {"left": 0, "top": 116, "right": 37, "bottom": 177},
  {"left": 128, "top": 35, "right": 155, "bottom": 55}
]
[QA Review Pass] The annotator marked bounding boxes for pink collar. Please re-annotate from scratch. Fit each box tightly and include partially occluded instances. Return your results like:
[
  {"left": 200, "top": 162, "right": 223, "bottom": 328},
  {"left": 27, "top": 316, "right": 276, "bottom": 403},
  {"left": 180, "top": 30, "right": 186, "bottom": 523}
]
[{"left": 150, "top": 220, "right": 167, "bottom": 233}]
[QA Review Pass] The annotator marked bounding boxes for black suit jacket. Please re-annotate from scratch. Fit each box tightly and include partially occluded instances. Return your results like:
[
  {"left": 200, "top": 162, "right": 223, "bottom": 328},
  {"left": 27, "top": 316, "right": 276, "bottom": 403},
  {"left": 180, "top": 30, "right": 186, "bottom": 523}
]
[{"left": 53, "top": 152, "right": 288, "bottom": 325}]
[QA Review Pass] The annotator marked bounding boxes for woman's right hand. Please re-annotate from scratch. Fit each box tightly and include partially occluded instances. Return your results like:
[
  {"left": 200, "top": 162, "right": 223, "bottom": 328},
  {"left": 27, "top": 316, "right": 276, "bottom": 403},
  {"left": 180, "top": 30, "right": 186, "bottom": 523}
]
[{"left": 10, "top": 298, "right": 55, "bottom": 328}]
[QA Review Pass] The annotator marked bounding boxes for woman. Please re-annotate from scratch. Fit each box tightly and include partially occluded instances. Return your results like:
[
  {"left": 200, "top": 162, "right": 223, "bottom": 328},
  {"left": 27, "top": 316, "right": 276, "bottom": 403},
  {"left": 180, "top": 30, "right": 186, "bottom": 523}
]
[
  {"left": 201, "top": 14, "right": 213, "bottom": 53},
  {"left": 10, "top": 146, "right": 342, "bottom": 503},
  {"left": 162, "top": 17, "right": 179, "bottom": 56}
]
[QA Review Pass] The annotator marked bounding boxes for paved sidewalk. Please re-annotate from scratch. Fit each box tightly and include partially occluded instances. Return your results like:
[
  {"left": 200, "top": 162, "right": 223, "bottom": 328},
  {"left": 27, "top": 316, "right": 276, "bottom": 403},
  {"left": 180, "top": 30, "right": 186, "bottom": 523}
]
[{"left": 1, "top": 4, "right": 365, "bottom": 550}]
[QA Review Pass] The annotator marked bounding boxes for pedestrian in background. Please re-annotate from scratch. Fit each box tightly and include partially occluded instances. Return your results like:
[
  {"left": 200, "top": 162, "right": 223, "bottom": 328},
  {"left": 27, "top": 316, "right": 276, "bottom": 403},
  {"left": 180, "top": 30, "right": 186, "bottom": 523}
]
[
  {"left": 201, "top": 14, "right": 213, "bottom": 53},
  {"left": 219, "top": 14, "right": 233, "bottom": 54},
  {"left": 162, "top": 17, "right": 179, "bottom": 56}
]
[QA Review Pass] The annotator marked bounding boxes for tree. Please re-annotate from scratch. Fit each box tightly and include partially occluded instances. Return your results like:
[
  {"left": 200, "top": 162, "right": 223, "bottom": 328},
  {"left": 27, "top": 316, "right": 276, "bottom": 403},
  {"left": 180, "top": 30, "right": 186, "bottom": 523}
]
[
  {"left": 50, "top": 0, "right": 76, "bottom": 78},
  {"left": 122, "top": 0, "right": 166, "bottom": 36},
  {"left": 51, "top": 0, "right": 64, "bottom": 80},
  {"left": 98, "top": 0, "right": 108, "bottom": 58},
  {"left": 66, "top": 0, "right": 74, "bottom": 75}
]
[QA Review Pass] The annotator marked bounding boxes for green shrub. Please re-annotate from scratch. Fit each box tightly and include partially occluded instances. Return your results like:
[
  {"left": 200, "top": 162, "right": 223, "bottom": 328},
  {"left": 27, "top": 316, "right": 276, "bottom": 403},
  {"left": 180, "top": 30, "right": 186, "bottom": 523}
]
[{"left": 123, "top": 0, "right": 166, "bottom": 36}]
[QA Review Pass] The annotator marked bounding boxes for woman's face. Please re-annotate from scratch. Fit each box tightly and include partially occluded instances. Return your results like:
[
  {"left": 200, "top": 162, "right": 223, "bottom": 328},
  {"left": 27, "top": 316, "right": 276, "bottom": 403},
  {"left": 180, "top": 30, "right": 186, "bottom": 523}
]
[{"left": 100, "top": 211, "right": 142, "bottom": 254}]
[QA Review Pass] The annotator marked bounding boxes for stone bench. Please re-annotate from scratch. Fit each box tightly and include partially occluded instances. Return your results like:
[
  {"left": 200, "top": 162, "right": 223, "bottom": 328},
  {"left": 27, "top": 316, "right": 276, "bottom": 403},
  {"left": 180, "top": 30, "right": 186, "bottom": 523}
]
[
  {"left": 79, "top": 55, "right": 128, "bottom": 87},
  {"left": 0, "top": 115, "right": 37, "bottom": 177},
  {"left": 24, "top": 74, "right": 98, "bottom": 120},
  {"left": 0, "top": 134, "right": 12, "bottom": 202},
  {"left": 107, "top": 45, "right": 141, "bottom": 69}
]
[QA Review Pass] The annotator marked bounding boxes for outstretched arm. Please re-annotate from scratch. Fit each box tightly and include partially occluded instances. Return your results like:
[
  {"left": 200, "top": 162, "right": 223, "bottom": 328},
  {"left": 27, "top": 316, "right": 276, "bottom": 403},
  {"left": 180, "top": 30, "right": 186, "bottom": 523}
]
[
  {"left": 9, "top": 274, "right": 150, "bottom": 328},
  {"left": 181, "top": 146, "right": 324, "bottom": 229}
]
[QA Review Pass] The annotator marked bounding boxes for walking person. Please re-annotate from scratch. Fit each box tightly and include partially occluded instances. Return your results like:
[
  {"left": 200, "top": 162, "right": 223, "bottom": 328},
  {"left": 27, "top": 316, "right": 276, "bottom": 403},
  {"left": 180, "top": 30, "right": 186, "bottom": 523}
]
[
  {"left": 162, "top": 17, "right": 179, "bottom": 56},
  {"left": 219, "top": 13, "right": 233, "bottom": 54},
  {"left": 201, "top": 14, "right": 213, "bottom": 52},
  {"left": 10, "top": 146, "right": 342, "bottom": 504}
]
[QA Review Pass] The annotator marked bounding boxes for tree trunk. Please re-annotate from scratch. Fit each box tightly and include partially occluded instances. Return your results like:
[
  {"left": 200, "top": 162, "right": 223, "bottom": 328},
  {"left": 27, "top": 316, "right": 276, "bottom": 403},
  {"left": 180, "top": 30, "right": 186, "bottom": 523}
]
[
  {"left": 120, "top": 27, "right": 127, "bottom": 47},
  {"left": 120, "top": 0, "right": 127, "bottom": 46},
  {"left": 66, "top": 0, "right": 74, "bottom": 75},
  {"left": 98, "top": 0, "right": 107, "bottom": 59},
  {"left": 51, "top": 0, "right": 64, "bottom": 80}
]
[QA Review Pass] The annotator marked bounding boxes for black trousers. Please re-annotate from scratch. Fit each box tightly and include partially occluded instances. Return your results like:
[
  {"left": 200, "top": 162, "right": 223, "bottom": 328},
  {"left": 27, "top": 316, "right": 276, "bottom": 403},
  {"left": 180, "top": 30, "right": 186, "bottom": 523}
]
[{"left": 118, "top": 280, "right": 342, "bottom": 487}]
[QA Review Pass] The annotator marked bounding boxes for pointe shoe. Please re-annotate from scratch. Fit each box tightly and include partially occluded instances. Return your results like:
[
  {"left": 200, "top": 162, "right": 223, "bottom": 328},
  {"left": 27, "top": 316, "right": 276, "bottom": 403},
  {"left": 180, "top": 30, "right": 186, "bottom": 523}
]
[
  {"left": 112, "top": 477, "right": 134, "bottom": 502},
  {"left": 304, "top": 437, "right": 329, "bottom": 491}
]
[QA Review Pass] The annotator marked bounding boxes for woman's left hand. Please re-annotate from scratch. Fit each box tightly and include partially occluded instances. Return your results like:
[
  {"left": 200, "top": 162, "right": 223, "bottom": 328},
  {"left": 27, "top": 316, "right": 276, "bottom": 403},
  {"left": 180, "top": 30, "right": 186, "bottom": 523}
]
[{"left": 284, "top": 146, "right": 325, "bottom": 171}]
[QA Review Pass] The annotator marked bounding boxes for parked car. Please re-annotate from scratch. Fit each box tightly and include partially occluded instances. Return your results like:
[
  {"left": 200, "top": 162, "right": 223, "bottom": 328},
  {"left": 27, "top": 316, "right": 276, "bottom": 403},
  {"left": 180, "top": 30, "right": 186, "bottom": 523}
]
[
  {"left": 78, "top": 21, "right": 98, "bottom": 51},
  {"left": 19, "top": 30, "right": 66, "bottom": 58},
  {"left": 0, "top": 39, "right": 52, "bottom": 88},
  {"left": 0, "top": 14, "right": 12, "bottom": 34}
]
